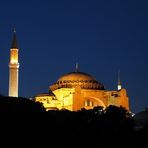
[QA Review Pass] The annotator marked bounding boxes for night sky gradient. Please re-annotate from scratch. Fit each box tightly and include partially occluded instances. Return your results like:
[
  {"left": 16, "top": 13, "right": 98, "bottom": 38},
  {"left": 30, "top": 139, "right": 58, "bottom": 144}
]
[{"left": 0, "top": 0, "right": 148, "bottom": 113}]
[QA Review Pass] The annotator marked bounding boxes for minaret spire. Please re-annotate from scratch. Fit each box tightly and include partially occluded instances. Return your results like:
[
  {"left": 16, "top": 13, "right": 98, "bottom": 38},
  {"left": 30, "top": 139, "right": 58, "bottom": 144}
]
[
  {"left": 9, "top": 28, "right": 20, "bottom": 97},
  {"left": 11, "top": 28, "right": 18, "bottom": 49},
  {"left": 117, "top": 69, "right": 122, "bottom": 90},
  {"left": 75, "top": 63, "right": 79, "bottom": 72}
]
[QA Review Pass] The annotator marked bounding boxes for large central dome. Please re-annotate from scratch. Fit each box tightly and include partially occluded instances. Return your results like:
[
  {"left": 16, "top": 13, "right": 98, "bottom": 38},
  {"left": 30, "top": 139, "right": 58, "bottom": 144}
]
[
  {"left": 58, "top": 72, "right": 97, "bottom": 82},
  {"left": 50, "top": 71, "right": 105, "bottom": 91}
]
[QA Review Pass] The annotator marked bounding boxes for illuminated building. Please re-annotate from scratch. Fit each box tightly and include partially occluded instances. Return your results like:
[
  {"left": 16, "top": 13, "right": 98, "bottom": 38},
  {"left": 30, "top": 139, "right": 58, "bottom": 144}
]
[
  {"left": 9, "top": 29, "right": 19, "bottom": 97},
  {"left": 34, "top": 64, "right": 129, "bottom": 111}
]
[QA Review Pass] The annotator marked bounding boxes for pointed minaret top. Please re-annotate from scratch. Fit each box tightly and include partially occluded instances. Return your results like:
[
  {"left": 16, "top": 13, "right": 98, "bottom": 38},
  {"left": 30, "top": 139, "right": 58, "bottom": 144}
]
[
  {"left": 11, "top": 28, "right": 18, "bottom": 49},
  {"left": 117, "top": 69, "right": 122, "bottom": 90},
  {"left": 75, "top": 63, "right": 79, "bottom": 72},
  {"left": 13, "top": 28, "right": 16, "bottom": 33},
  {"left": 118, "top": 70, "right": 121, "bottom": 85}
]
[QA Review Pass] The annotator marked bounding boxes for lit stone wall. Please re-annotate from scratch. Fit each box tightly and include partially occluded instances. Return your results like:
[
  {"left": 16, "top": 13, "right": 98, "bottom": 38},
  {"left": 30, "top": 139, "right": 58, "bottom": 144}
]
[
  {"left": 53, "top": 88, "right": 74, "bottom": 110},
  {"left": 35, "top": 87, "right": 129, "bottom": 111},
  {"left": 106, "top": 89, "right": 129, "bottom": 110},
  {"left": 81, "top": 89, "right": 108, "bottom": 107},
  {"left": 9, "top": 65, "right": 19, "bottom": 97},
  {"left": 10, "top": 49, "right": 18, "bottom": 64},
  {"left": 9, "top": 47, "right": 19, "bottom": 97},
  {"left": 118, "top": 89, "right": 129, "bottom": 110},
  {"left": 35, "top": 96, "right": 57, "bottom": 111}
]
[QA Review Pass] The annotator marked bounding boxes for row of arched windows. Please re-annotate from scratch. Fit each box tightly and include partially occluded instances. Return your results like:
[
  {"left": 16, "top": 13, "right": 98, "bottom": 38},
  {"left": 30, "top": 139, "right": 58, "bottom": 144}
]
[
  {"left": 56, "top": 84, "right": 103, "bottom": 90},
  {"left": 57, "top": 80, "right": 99, "bottom": 84}
]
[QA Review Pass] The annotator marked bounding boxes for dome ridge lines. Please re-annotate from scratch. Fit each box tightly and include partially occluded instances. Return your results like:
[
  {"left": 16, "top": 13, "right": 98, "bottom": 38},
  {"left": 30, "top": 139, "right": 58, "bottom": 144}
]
[{"left": 52, "top": 71, "right": 105, "bottom": 90}]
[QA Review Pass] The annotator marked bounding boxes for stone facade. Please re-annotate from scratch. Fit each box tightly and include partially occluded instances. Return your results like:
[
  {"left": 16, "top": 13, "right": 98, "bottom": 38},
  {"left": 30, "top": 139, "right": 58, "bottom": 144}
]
[
  {"left": 35, "top": 71, "right": 129, "bottom": 111},
  {"left": 9, "top": 30, "right": 19, "bottom": 97}
]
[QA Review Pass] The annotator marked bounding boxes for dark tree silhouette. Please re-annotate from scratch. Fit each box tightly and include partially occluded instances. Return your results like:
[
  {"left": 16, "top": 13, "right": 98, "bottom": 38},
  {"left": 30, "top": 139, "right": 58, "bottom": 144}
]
[{"left": 0, "top": 95, "right": 141, "bottom": 148}]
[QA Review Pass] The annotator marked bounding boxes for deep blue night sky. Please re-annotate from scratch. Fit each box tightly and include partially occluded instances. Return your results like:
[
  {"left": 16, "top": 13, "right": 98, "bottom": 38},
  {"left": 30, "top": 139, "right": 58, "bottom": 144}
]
[{"left": 0, "top": 0, "right": 148, "bottom": 113}]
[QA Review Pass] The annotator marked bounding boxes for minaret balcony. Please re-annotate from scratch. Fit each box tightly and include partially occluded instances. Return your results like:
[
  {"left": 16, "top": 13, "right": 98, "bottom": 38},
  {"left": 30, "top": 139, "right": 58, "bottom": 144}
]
[{"left": 9, "top": 63, "right": 19, "bottom": 68}]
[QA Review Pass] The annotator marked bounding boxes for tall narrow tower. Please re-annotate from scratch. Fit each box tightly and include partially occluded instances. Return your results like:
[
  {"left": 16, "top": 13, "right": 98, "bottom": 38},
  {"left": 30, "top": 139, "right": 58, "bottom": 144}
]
[
  {"left": 117, "top": 70, "right": 122, "bottom": 90},
  {"left": 9, "top": 29, "right": 19, "bottom": 97}
]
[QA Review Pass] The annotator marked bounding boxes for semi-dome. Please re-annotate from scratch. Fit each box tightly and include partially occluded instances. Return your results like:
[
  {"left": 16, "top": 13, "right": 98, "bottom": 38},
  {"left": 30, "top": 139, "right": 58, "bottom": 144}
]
[
  {"left": 35, "top": 92, "right": 55, "bottom": 97},
  {"left": 50, "top": 71, "right": 105, "bottom": 91}
]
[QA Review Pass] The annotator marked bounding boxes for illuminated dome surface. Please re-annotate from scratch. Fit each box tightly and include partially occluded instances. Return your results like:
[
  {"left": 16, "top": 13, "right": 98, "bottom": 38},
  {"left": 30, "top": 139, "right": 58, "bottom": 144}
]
[
  {"left": 58, "top": 72, "right": 94, "bottom": 81},
  {"left": 51, "top": 71, "right": 105, "bottom": 90}
]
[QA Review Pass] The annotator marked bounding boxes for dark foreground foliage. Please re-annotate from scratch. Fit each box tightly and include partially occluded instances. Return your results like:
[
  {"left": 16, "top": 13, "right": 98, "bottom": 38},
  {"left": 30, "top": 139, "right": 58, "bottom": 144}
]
[{"left": 0, "top": 95, "right": 147, "bottom": 148}]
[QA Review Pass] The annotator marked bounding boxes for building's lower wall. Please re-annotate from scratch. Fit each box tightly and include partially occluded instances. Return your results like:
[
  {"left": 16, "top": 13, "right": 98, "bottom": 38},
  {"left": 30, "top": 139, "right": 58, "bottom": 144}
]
[
  {"left": 35, "top": 96, "right": 57, "bottom": 111},
  {"left": 53, "top": 88, "right": 74, "bottom": 111},
  {"left": 106, "top": 89, "right": 129, "bottom": 110},
  {"left": 34, "top": 88, "right": 129, "bottom": 111}
]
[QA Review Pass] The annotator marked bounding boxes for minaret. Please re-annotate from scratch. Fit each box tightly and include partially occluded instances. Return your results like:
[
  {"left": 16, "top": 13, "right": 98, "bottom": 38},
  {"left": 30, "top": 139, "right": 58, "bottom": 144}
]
[
  {"left": 75, "top": 63, "right": 79, "bottom": 72},
  {"left": 9, "top": 29, "right": 19, "bottom": 97},
  {"left": 117, "top": 70, "right": 122, "bottom": 90}
]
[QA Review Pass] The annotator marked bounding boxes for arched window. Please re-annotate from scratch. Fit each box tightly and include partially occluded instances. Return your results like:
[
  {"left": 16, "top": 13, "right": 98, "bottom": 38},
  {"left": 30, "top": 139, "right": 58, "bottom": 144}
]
[
  {"left": 84, "top": 99, "right": 94, "bottom": 107},
  {"left": 87, "top": 100, "right": 90, "bottom": 106}
]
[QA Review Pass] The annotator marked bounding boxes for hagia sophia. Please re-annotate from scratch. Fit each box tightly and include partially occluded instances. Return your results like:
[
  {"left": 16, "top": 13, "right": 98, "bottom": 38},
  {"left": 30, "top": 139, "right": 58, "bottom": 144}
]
[
  {"left": 34, "top": 67, "right": 129, "bottom": 111},
  {"left": 8, "top": 30, "right": 129, "bottom": 111}
]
